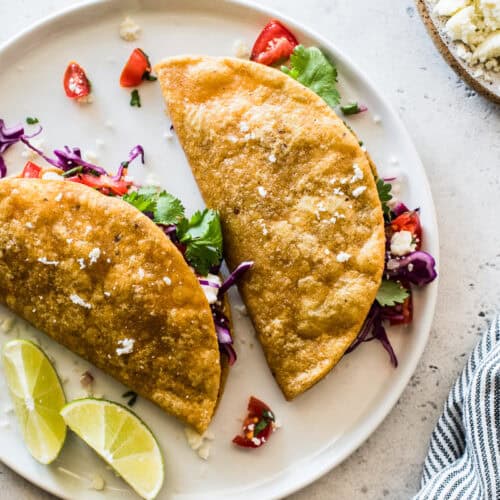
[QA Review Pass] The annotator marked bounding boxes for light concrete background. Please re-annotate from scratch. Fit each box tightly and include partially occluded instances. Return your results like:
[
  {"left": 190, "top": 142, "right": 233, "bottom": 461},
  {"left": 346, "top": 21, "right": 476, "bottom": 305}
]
[{"left": 0, "top": 1, "right": 499, "bottom": 499}]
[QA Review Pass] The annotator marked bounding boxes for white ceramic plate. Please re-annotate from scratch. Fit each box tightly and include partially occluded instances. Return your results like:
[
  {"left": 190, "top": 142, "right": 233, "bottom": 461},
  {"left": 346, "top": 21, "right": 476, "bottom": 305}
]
[{"left": 0, "top": 1, "right": 439, "bottom": 498}]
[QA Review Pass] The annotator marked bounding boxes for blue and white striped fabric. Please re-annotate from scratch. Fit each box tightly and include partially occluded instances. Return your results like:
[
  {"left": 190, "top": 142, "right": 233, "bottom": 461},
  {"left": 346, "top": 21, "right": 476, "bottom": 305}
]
[{"left": 414, "top": 315, "right": 500, "bottom": 500}]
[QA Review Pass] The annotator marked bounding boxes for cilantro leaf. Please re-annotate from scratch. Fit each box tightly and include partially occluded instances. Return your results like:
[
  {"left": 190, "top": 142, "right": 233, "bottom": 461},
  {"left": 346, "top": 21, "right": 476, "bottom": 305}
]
[
  {"left": 376, "top": 280, "right": 409, "bottom": 307},
  {"left": 26, "top": 117, "right": 39, "bottom": 125},
  {"left": 253, "top": 419, "right": 270, "bottom": 436},
  {"left": 123, "top": 187, "right": 185, "bottom": 225},
  {"left": 177, "top": 209, "right": 223, "bottom": 275},
  {"left": 281, "top": 45, "right": 340, "bottom": 107},
  {"left": 154, "top": 192, "right": 185, "bottom": 225},
  {"left": 376, "top": 178, "right": 393, "bottom": 220},
  {"left": 340, "top": 102, "right": 361, "bottom": 115}
]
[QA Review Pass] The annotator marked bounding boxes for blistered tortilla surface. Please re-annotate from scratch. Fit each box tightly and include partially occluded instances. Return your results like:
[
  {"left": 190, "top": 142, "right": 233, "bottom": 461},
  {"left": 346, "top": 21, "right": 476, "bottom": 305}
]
[
  {"left": 0, "top": 178, "right": 220, "bottom": 432},
  {"left": 155, "top": 56, "right": 385, "bottom": 399}
]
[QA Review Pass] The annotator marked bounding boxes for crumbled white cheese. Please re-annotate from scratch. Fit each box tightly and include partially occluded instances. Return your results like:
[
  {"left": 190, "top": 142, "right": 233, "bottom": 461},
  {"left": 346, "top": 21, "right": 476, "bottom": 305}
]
[
  {"left": 227, "top": 134, "right": 238, "bottom": 143},
  {"left": 239, "top": 121, "right": 249, "bottom": 132},
  {"left": 268, "top": 153, "right": 277, "bottom": 163},
  {"left": 390, "top": 156, "right": 399, "bottom": 165},
  {"left": 55, "top": 193, "right": 63, "bottom": 202},
  {"left": 104, "top": 120, "right": 114, "bottom": 129},
  {"left": 473, "top": 31, "right": 500, "bottom": 62},
  {"left": 77, "top": 258, "right": 86, "bottom": 269},
  {"left": 257, "top": 186, "right": 267, "bottom": 197},
  {"left": 90, "top": 473, "right": 105, "bottom": 491},
  {"left": 1, "top": 317, "right": 16, "bottom": 333},
  {"left": 434, "top": 0, "right": 469, "bottom": 16},
  {"left": 373, "top": 115, "right": 382, "bottom": 124},
  {"left": 340, "top": 177, "right": 349, "bottom": 185},
  {"left": 352, "top": 185, "right": 367, "bottom": 197},
  {"left": 76, "top": 94, "right": 93, "bottom": 104},
  {"left": 38, "top": 257, "right": 59, "bottom": 266},
  {"left": 200, "top": 274, "right": 222, "bottom": 304},
  {"left": 351, "top": 163, "right": 364, "bottom": 183},
  {"left": 390, "top": 230, "right": 416, "bottom": 256},
  {"left": 25, "top": 222, "right": 34, "bottom": 229},
  {"left": 116, "top": 338, "right": 135, "bottom": 356},
  {"left": 163, "top": 276, "right": 172, "bottom": 285},
  {"left": 184, "top": 427, "right": 215, "bottom": 459},
  {"left": 324, "top": 248, "right": 330, "bottom": 255},
  {"left": 88, "top": 247, "right": 101, "bottom": 264},
  {"left": 70, "top": 294, "right": 92, "bottom": 309},
  {"left": 41, "top": 171, "right": 64, "bottom": 181},
  {"left": 83, "top": 150, "right": 98, "bottom": 163},
  {"left": 85, "top": 225, "right": 92, "bottom": 234},
  {"left": 138, "top": 268, "right": 145, "bottom": 279},
  {"left": 233, "top": 39, "right": 250, "bottom": 59},
  {"left": 21, "top": 138, "right": 44, "bottom": 160},
  {"left": 333, "top": 187, "right": 344, "bottom": 196},
  {"left": 235, "top": 304, "right": 248, "bottom": 316},
  {"left": 66, "top": 238, "right": 73, "bottom": 244},
  {"left": 197, "top": 442, "right": 210, "bottom": 460},
  {"left": 336, "top": 252, "right": 351, "bottom": 263},
  {"left": 104, "top": 291, "right": 111, "bottom": 297},
  {"left": 119, "top": 16, "right": 141, "bottom": 41}
]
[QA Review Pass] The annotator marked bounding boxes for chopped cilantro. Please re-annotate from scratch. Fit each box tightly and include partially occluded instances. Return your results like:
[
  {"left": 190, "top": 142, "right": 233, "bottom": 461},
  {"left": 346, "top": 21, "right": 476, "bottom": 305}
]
[
  {"left": 376, "top": 280, "right": 409, "bottom": 307},
  {"left": 262, "top": 409, "right": 275, "bottom": 421},
  {"left": 143, "top": 73, "right": 157, "bottom": 81},
  {"left": 340, "top": 102, "right": 362, "bottom": 115},
  {"left": 154, "top": 192, "right": 185, "bottom": 225},
  {"left": 122, "top": 390, "right": 138, "bottom": 407},
  {"left": 177, "top": 209, "right": 223, "bottom": 275},
  {"left": 123, "top": 187, "right": 185, "bottom": 225},
  {"left": 130, "top": 89, "right": 141, "bottom": 107},
  {"left": 376, "top": 178, "right": 393, "bottom": 220},
  {"left": 123, "top": 188, "right": 223, "bottom": 275},
  {"left": 26, "top": 117, "right": 39, "bottom": 125},
  {"left": 253, "top": 418, "right": 269, "bottom": 436},
  {"left": 281, "top": 45, "right": 340, "bottom": 107}
]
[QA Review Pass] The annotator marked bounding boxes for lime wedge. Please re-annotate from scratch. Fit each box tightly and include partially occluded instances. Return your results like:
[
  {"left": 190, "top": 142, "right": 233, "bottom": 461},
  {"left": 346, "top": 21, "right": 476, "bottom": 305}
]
[
  {"left": 61, "top": 399, "right": 164, "bottom": 499},
  {"left": 2, "top": 339, "right": 66, "bottom": 464}
]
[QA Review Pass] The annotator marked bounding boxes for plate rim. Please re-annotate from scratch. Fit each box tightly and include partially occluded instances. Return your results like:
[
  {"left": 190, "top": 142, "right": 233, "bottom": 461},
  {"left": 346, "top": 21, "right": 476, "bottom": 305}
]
[{"left": 0, "top": 0, "right": 440, "bottom": 498}]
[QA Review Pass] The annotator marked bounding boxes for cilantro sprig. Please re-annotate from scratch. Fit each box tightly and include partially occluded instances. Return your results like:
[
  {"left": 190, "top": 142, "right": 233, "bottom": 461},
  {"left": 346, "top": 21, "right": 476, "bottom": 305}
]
[
  {"left": 123, "top": 187, "right": 222, "bottom": 275},
  {"left": 376, "top": 178, "right": 393, "bottom": 221},
  {"left": 282, "top": 45, "right": 340, "bottom": 108},
  {"left": 130, "top": 89, "right": 141, "bottom": 107},
  {"left": 177, "top": 209, "right": 223, "bottom": 276},
  {"left": 123, "top": 187, "right": 185, "bottom": 225},
  {"left": 376, "top": 280, "right": 409, "bottom": 307}
]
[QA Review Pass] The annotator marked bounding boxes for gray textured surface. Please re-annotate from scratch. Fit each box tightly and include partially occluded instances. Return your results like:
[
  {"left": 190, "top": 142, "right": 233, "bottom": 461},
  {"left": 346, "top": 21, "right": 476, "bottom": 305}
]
[{"left": 0, "top": 1, "right": 499, "bottom": 499}]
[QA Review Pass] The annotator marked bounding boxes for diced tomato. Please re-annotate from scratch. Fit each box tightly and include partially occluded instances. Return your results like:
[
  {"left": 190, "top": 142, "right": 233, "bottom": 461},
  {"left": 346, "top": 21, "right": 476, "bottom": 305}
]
[
  {"left": 232, "top": 396, "right": 276, "bottom": 449},
  {"left": 20, "top": 161, "right": 42, "bottom": 178},
  {"left": 391, "top": 211, "right": 422, "bottom": 249},
  {"left": 63, "top": 62, "right": 91, "bottom": 98},
  {"left": 120, "top": 49, "right": 152, "bottom": 87},
  {"left": 67, "top": 173, "right": 131, "bottom": 196},
  {"left": 250, "top": 19, "right": 298, "bottom": 66}
]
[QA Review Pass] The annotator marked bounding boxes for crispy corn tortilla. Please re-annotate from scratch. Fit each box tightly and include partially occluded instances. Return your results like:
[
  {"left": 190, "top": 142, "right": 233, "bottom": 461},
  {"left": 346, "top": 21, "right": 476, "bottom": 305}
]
[
  {"left": 0, "top": 178, "right": 220, "bottom": 432},
  {"left": 155, "top": 56, "right": 385, "bottom": 399}
]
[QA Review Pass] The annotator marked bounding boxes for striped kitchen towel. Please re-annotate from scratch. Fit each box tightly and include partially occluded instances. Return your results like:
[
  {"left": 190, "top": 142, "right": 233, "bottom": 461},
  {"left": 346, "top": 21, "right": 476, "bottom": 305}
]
[{"left": 414, "top": 315, "right": 500, "bottom": 500}]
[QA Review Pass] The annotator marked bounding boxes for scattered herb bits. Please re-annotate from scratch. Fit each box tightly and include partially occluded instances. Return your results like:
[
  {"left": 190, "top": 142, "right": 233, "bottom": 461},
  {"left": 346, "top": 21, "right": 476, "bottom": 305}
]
[
  {"left": 26, "top": 117, "right": 39, "bottom": 125},
  {"left": 130, "top": 89, "right": 141, "bottom": 107}
]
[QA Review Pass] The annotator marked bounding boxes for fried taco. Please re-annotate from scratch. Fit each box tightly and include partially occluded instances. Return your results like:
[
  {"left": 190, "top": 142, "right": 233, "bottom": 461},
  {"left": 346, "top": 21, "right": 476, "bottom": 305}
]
[
  {"left": 154, "top": 56, "right": 386, "bottom": 400},
  {"left": 0, "top": 169, "right": 244, "bottom": 432}
]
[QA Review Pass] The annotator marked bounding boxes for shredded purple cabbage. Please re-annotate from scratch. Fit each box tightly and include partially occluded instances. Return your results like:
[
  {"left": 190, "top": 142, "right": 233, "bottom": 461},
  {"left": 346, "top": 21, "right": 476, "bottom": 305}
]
[
  {"left": 386, "top": 251, "right": 437, "bottom": 286},
  {"left": 391, "top": 201, "right": 410, "bottom": 217},
  {"left": 211, "top": 306, "right": 237, "bottom": 365},
  {"left": 0, "top": 118, "right": 144, "bottom": 179},
  {"left": 0, "top": 120, "right": 27, "bottom": 178},
  {"left": 346, "top": 304, "right": 398, "bottom": 367},
  {"left": 219, "top": 261, "right": 254, "bottom": 296},
  {"left": 199, "top": 279, "right": 220, "bottom": 288},
  {"left": 112, "top": 145, "right": 145, "bottom": 181}
]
